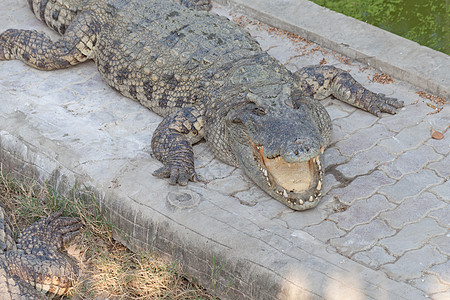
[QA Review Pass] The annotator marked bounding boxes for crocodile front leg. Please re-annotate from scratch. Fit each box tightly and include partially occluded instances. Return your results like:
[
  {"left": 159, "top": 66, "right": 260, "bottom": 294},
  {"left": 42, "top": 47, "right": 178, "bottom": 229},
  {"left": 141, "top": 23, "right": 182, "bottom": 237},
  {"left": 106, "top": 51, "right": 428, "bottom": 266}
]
[
  {"left": 294, "top": 65, "right": 404, "bottom": 116},
  {"left": 151, "top": 106, "right": 205, "bottom": 185},
  {"left": 0, "top": 10, "right": 100, "bottom": 70}
]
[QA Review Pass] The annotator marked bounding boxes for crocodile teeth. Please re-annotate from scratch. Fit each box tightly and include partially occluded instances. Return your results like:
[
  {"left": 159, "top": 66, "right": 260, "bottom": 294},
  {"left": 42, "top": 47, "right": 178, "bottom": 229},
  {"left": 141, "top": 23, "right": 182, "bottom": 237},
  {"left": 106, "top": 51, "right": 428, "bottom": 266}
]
[
  {"left": 259, "top": 166, "right": 268, "bottom": 177},
  {"left": 283, "top": 190, "right": 288, "bottom": 198},
  {"left": 316, "top": 180, "right": 322, "bottom": 191},
  {"left": 299, "top": 199, "right": 304, "bottom": 205},
  {"left": 320, "top": 147, "right": 324, "bottom": 154},
  {"left": 309, "top": 196, "right": 314, "bottom": 202}
]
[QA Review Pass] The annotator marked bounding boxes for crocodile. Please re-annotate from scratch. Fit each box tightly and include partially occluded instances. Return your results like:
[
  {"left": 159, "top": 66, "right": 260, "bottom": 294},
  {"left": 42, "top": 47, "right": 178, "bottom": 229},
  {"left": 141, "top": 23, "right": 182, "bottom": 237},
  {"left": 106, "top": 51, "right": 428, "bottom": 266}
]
[
  {"left": 0, "top": 0, "right": 403, "bottom": 210},
  {"left": 0, "top": 204, "right": 81, "bottom": 299}
]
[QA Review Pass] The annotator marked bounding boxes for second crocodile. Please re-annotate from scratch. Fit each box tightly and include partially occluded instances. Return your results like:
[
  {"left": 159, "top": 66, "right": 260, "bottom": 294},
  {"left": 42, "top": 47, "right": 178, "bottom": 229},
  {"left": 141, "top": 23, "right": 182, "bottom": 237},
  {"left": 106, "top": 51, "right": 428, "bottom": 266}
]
[
  {"left": 0, "top": 204, "right": 81, "bottom": 299},
  {"left": 0, "top": 0, "right": 404, "bottom": 210}
]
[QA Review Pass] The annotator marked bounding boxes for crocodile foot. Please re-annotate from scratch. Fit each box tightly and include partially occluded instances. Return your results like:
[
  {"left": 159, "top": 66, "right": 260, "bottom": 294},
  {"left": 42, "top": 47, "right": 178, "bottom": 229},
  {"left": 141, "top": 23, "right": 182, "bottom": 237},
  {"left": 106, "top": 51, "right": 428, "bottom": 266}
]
[
  {"left": 153, "top": 162, "right": 198, "bottom": 186},
  {"left": 17, "top": 208, "right": 82, "bottom": 250},
  {"left": 365, "top": 93, "right": 404, "bottom": 116}
]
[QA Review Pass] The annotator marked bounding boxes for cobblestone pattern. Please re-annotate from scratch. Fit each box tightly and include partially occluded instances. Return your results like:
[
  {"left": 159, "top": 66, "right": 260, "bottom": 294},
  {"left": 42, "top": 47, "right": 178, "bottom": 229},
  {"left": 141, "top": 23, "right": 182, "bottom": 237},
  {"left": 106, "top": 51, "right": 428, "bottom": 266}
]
[{"left": 1, "top": 1, "right": 449, "bottom": 299}]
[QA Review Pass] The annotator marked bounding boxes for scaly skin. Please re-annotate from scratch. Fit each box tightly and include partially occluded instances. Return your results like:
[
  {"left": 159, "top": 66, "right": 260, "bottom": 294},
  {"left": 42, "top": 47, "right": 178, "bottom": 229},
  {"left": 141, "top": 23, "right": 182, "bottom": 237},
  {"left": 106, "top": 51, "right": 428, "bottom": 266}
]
[
  {"left": 0, "top": 204, "right": 81, "bottom": 299},
  {"left": 0, "top": 0, "right": 404, "bottom": 210}
]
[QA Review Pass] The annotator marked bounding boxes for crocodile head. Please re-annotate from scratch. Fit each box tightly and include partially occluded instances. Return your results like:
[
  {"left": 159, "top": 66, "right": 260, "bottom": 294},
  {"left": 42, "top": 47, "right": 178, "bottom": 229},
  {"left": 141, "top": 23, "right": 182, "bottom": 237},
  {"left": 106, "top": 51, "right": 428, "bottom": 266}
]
[{"left": 226, "top": 93, "right": 329, "bottom": 210}]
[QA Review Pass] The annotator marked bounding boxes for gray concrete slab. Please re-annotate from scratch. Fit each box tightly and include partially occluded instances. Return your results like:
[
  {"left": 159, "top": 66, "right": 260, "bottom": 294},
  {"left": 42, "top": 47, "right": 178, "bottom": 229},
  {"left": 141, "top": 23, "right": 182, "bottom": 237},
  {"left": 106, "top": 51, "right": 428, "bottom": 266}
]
[{"left": 0, "top": 1, "right": 449, "bottom": 299}]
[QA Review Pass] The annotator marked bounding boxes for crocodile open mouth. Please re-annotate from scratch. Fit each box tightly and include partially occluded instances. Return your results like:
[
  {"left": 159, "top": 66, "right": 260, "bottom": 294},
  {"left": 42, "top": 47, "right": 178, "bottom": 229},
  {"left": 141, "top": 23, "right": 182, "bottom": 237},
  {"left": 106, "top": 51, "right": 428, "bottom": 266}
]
[
  {"left": 263, "top": 154, "right": 315, "bottom": 192},
  {"left": 250, "top": 141, "right": 324, "bottom": 208}
]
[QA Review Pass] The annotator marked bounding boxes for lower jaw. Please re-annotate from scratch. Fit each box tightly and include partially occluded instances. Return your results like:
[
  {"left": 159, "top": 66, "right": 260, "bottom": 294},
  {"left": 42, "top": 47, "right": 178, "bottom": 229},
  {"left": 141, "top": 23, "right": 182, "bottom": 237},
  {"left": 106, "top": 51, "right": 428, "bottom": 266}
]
[
  {"left": 270, "top": 188, "right": 322, "bottom": 210},
  {"left": 263, "top": 158, "right": 323, "bottom": 210},
  {"left": 242, "top": 165, "right": 323, "bottom": 210}
]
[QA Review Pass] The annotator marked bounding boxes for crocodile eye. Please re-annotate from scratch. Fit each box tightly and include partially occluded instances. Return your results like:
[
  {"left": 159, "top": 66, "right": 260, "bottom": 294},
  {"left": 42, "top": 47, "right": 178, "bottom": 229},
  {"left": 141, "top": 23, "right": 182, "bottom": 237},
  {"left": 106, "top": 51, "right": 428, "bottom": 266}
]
[
  {"left": 230, "top": 116, "right": 243, "bottom": 123},
  {"left": 253, "top": 106, "right": 267, "bottom": 116},
  {"left": 284, "top": 98, "right": 296, "bottom": 109}
]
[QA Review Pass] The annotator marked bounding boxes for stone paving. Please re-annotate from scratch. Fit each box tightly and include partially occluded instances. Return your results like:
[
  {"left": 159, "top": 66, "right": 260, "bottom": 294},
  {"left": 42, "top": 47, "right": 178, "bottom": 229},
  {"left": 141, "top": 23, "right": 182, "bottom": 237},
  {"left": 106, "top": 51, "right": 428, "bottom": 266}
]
[{"left": 0, "top": 1, "right": 449, "bottom": 299}]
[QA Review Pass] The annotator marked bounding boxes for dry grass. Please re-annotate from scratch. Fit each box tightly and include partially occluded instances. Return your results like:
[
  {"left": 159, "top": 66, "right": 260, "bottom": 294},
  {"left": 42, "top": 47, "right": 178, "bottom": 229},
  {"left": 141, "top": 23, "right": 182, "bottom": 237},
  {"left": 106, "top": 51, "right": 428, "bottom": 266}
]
[
  {"left": 416, "top": 90, "right": 448, "bottom": 115},
  {"left": 0, "top": 168, "right": 215, "bottom": 300}
]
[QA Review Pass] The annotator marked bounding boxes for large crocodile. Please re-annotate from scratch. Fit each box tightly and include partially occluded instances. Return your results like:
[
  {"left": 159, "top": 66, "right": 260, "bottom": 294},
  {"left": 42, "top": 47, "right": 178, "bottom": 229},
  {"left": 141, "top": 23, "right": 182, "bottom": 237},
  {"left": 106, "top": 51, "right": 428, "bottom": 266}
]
[
  {"left": 0, "top": 0, "right": 403, "bottom": 210},
  {"left": 0, "top": 204, "right": 81, "bottom": 299}
]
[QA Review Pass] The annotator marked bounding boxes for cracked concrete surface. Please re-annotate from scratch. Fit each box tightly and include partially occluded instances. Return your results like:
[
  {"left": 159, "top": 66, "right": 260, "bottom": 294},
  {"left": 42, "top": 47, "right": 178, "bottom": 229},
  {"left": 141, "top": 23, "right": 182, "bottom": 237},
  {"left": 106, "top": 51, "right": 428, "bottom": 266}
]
[{"left": 1, "top": 0, "right": 449, "bottom": 299}]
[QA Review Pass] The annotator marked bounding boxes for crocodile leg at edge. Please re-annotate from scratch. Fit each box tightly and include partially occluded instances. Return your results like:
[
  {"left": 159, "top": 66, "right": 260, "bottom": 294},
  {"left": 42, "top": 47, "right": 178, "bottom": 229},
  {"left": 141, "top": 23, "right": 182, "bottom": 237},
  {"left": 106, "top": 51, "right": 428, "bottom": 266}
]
[{"left": 5, "top": 210, "right": 81, "bottom": 297}]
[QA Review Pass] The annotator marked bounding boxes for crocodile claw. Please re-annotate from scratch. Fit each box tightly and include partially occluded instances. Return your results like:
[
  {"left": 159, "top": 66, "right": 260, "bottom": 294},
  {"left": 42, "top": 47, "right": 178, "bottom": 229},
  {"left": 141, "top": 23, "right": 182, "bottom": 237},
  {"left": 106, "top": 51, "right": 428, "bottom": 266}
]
[
  {"left": 153, "top": 165, "right": 197, "bottom": 186},
  {"left": 17, "top": 209, "right": 82, "bottom": 251},
  {"left": 52, "top": 216, "right": 84, "bottom": 248},
  {"left": 367, "top": 93, "right": 404, "bottom": 117}
]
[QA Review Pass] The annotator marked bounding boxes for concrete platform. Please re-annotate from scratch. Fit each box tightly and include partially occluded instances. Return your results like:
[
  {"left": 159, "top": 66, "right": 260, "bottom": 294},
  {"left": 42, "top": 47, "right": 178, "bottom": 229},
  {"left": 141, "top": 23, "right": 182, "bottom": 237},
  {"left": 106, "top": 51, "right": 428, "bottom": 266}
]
[{"left": 1, "top": 1, "right": 449, "bottom": 299}]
